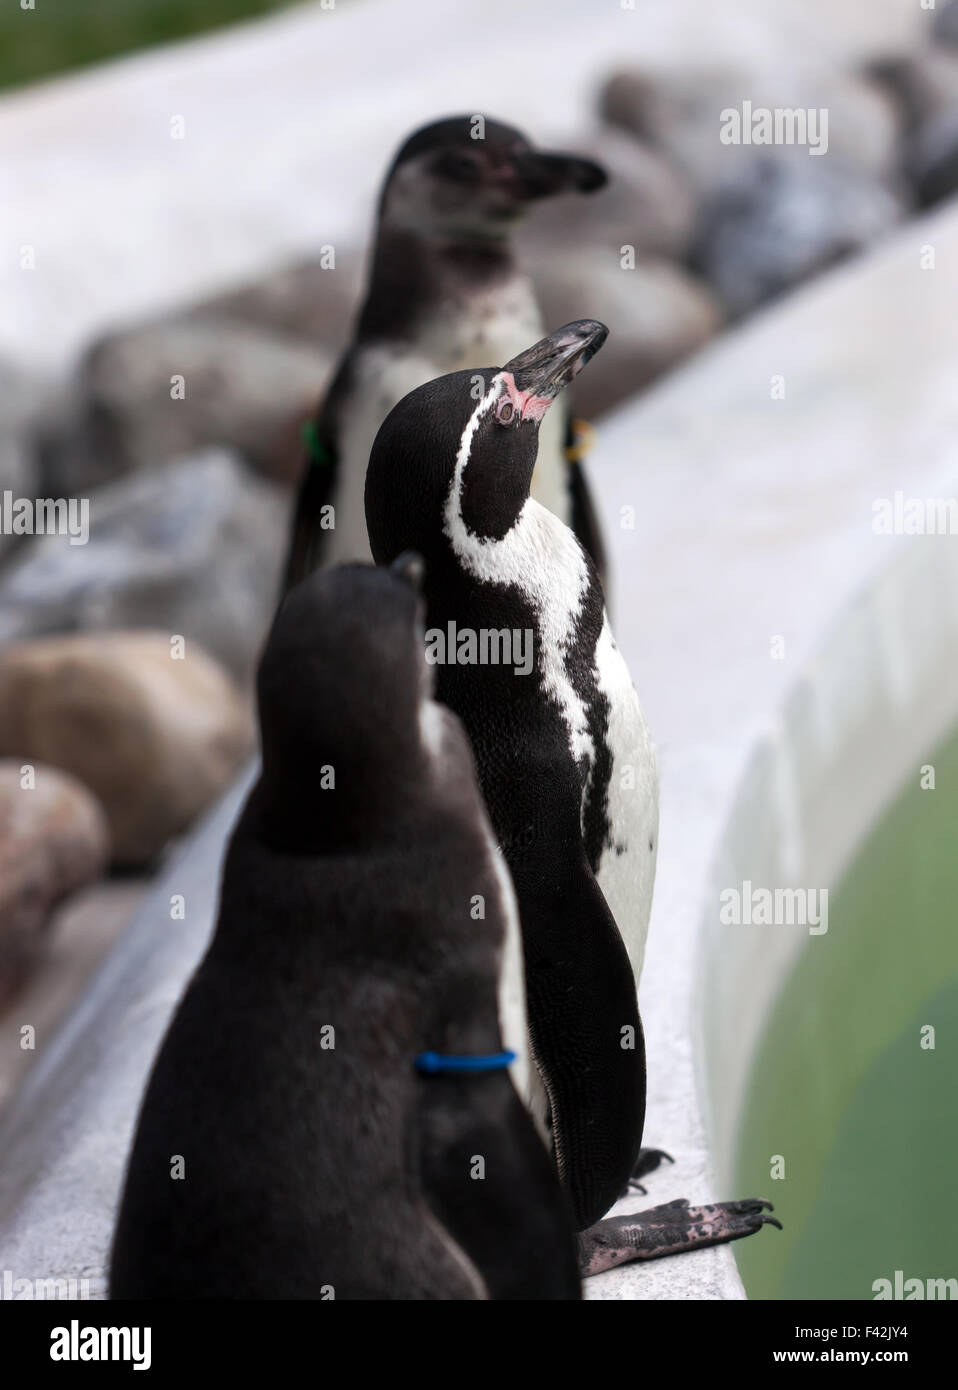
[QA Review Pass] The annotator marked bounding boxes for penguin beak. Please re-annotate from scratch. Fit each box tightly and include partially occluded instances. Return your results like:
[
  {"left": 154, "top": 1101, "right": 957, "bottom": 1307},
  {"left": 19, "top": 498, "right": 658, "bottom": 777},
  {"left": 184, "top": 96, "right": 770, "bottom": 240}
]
[
  {"left": 508, "top": 150, "right": 607, "bottom": 199},
  {"left": 504, "top": 320, "right": 609, "bottom": 404}
]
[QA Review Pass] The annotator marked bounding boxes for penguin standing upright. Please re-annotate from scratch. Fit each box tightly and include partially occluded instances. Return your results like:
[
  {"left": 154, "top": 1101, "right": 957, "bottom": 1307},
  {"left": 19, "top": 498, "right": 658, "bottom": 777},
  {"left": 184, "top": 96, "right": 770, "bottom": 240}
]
[
  {"left": 364, "top": 322, "right": 779, "bottom": 1271},
  {"left": 109, "top": 560, "right": 581, "bottom": 1300},
  {"left": 283, "top": 115, "right": 608, "bottom": 590}
]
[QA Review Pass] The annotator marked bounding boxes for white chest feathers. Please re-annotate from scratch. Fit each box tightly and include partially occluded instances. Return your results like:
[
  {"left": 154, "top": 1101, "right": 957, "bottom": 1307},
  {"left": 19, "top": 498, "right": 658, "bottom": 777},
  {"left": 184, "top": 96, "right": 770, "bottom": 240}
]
[{"left": 444, "top": 396, "right": 659, "bottom": 986}]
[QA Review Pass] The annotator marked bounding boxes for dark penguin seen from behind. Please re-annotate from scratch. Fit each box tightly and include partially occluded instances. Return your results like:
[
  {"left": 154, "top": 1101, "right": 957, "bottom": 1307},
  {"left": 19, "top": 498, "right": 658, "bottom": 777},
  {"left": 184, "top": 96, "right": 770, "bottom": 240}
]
[
  {"left": 109, "top": 560, "right": 580, "bottom": 1300},
  {"left": 283, "top": 114, "right": 608, "bottom": 589},
  {"left": 365, "top": 322, "right": 780, "bottom": 1273}
]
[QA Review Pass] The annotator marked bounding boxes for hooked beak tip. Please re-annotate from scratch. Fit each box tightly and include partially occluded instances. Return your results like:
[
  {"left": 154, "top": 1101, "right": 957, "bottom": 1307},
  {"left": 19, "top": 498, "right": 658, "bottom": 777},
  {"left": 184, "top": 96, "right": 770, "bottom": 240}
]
[{"left": 503, "top": 319, "right": 608, "bottom": 402}]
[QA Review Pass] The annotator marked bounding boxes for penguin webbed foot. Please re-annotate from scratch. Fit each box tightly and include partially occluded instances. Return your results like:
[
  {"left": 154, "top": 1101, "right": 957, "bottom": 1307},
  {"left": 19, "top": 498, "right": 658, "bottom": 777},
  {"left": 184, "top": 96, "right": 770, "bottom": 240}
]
[
  {"left": 620, "top": 1147, "right": 675, "bottom": 1197},
  {"left": 577, "top": 1198, "right": 781, "bottom": 1277}
]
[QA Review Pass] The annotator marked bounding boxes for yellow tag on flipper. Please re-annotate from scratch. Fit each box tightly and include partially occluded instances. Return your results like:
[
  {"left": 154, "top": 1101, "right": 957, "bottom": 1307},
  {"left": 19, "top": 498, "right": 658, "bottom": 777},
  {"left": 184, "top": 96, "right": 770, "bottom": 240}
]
[{"left": 564, "top": 418, "right": 596, "bottom": 464}]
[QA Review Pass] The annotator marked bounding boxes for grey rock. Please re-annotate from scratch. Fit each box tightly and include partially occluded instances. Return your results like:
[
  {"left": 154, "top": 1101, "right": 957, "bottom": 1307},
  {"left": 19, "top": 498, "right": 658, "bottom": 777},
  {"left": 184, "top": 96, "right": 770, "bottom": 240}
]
[
  {"left": 866, "top": 51, "right": 958, "bottom": 131},
  {"left": 532, "top": 251, "right": 721, "bottom": 418},
  {"left": 0, "top": 357, "right": 49, "bottom": 437},
  {"left": 519, "top": 127, "right": 698, "bottom": 262},
  {"left": 0, "top": 449, "right": 290, "bottom": 682},
  {"left": 194, "top": 253, "right": 363, "bottom": 350},
  {"left": 0, "top": 360, "right": 50, "bottom": 567},
  {"left": 694, "top": 158, "right": 904, "bottom": 319},
  {"left": 933, "top": 0, "right": 958, "bottom": 47},
  {"left": 38, "top": 318, "right": 332, "bottom": 495},
  {"left": 868, "top": 52, "right": 958, "bottom": 205},
  {"left": 0, "top": 439, "right": 31, "bottom": 567},
  {"left": 0, "top": 761, "right": 110, "bottom": 1009},
  {"left": 909, "top": 108, "right": 958, "bottom": 204},
  {"left": 601, "top": 65, "right": 904, "bottom": 194}
]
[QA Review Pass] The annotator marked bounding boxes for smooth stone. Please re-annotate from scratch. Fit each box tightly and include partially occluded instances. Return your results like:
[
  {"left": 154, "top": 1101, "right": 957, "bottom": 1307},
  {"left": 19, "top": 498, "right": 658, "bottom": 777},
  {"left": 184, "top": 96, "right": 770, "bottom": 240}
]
[
  {"left": 193, "top": 252, "right": 363, "bottom": 353},
  {"left": 0, "top": 449, "right": 290, "bottom": 682},
  {"left": 0, "top": 632, "right": 254, "bottom": 868},
  {"left": 519, "top": 127, "right": 698, "bottom": 262},
  {"left": 37, "top": 318, "right": 331, "bottom": 494},
  {"left": 694, "top": 156, "right": 904, "bottom": 318},
  {"left": 0, "top": 360, "right": 49, "bottom": 567},
  {"left": 532, "top": 251, "right": 722, "bottom": 418},
  {"left": 600, "top": 64, "right": 904, "bottom": 192},
  {"left": 933, "top": 0, "right": 958, "bottom": 47},
  {"left": 868, "top": 53, "right": 958, "bottom": 206},
  {"left": 0, "top": 761, "right": 109, "bottom": 1009}
]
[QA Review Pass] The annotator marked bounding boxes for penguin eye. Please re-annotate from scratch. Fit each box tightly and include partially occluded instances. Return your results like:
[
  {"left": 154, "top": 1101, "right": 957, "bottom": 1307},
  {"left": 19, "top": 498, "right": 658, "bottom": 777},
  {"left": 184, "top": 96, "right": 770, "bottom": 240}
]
[
  {"left": 434, "top": 151, "right": 481, "bottom": 183},
  {"left": 496, "top": 398, "right": 516, "bottom": 426}
]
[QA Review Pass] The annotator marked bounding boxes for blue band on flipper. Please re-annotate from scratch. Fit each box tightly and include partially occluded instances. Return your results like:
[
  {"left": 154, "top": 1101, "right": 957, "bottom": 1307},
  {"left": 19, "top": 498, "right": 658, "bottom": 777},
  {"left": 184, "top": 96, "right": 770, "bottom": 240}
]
[{"left": 414, "top": 1050, "right": 516, "bottom": 1075}]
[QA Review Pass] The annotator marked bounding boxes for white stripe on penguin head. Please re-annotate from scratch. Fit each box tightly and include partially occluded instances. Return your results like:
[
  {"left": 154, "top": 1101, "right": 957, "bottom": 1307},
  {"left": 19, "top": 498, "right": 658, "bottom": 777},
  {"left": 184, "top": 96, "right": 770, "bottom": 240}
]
[{"left": 441, "top": 374, "right": 594, "bottom": 768}]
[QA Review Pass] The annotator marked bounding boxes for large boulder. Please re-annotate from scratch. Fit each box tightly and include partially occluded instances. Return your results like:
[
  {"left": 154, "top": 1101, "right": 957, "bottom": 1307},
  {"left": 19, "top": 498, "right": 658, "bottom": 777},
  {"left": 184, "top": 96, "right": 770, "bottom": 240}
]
[
  {"left": 532, "top": 251, "right": 721, "bottom": 418},
  {"left": 600, "top": 64, "right": 904, "bottom": 194},
  {"left": 694, "top": 157, "right": 903, "bottom": 318},
  {"left": 37, "top": 318, "right": 331, "bottom": 495},
  {"left": 0, "top": 438, "right": 32, "bottom": 569},
  {"left": 194, "top": 253, "right": 363, "bottom": 350},
  {"left": 0, "top": 632, "right": 254, "bottom": 868},
  {"left": 868, "top": 52, "right": 958, "bottom": 206},
  {"left": 0, "top": 761, "right": 109, "bottom": 1009},
  {"left": 0, "top": 449, "right": 289, "bottom": 682},
  {"left": 933, "top": 0, "right": 958, "bottom": 48},
  {"left": 0, "top": 360, "right": 49, "bottom": 569},
  {"left": 519, "top": 127, "right": 698, "bottom": 263}
]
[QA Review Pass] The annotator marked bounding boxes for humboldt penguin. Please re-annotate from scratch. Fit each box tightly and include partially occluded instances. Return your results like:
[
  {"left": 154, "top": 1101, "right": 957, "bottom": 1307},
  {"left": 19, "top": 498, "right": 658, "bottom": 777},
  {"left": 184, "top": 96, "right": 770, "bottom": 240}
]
[
  {"left": 283, "top": 114, "right": 607, "bottom": 590},
  {"left": 364, "top": 321, "right": 780, "bottom": 1270},
  {"left": 109, "top": 559, "right": 581, "bottom": 1300}
]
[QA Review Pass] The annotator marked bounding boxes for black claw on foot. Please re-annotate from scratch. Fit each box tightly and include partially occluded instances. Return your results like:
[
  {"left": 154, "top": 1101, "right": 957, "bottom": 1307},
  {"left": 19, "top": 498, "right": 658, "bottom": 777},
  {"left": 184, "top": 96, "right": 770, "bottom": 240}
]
[
  {"left": 620, "top": 1148, "right": 676, "bottom": 1198},
  {"left": 632, "top": 1147, "right": 675, "bottom": 1180},
  {"left": 577, "top": 1197, "right": 781, "bottom": 1277}
]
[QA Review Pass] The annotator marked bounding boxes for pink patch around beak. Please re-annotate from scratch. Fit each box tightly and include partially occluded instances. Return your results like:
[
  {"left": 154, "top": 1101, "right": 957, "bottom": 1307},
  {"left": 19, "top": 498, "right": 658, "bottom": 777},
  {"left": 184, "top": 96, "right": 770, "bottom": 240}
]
[{"left": 499, "top": 371, "right": 553, "bottom": 423}]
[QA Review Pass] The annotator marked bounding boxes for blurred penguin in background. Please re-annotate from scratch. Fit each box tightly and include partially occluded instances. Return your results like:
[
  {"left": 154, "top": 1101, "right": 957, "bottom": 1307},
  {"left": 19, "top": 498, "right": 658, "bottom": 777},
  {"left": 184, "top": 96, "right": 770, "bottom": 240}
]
[{"left": 283, "top": 114, "right": 608, "bottom": 591}]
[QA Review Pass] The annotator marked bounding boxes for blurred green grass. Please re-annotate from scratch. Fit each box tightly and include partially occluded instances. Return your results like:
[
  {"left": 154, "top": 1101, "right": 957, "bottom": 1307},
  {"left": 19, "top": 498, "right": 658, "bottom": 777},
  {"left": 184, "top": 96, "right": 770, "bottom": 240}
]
[{"left": 0, "top": 0, "right": 305, "bottom": 91}]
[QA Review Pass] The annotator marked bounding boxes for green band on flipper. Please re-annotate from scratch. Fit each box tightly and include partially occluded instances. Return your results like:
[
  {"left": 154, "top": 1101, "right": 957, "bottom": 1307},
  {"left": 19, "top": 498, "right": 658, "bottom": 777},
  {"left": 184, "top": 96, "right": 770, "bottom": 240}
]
[{"left": 301, "top": 421, "right": 329, "bottom": 467}]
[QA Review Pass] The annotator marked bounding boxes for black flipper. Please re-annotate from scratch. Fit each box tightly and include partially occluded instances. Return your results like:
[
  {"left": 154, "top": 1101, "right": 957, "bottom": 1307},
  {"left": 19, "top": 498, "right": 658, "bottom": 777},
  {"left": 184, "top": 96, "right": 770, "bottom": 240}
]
[
  {"left": 280, "top": 355, "right": 355, "bottom": 596},
  {"left": 565, "top": 416, "right": 608, "bottom": 599},
  {"left": 514, "top": 851, "right": 646, "bottom": 1231},
  {"left": 577, "top": 1198, "right": 782, "bottom": 1276}
]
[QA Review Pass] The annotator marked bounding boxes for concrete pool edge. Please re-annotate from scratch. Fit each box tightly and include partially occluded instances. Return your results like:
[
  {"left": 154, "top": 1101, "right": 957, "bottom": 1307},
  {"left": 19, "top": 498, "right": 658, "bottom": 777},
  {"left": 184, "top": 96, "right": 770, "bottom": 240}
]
[
  {"left": 694, "top": 534, "right": 958, "bottom": 1250},
  {"left": 584, "top": 193, "right": 958, "bottom": 1299}
]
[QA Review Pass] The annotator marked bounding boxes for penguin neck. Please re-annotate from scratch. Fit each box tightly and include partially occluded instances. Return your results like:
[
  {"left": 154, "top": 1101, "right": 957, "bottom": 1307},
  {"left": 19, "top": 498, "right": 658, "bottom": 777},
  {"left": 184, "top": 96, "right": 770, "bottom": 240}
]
[
  {"left": 253, "top": 747, "right": 434, "bottom": 854},
  {"left": 459, "top": 459, "right": 533, "bottom": 541},
  {"left": 358, "top": 226, "right": 518, "bottom": 341}
]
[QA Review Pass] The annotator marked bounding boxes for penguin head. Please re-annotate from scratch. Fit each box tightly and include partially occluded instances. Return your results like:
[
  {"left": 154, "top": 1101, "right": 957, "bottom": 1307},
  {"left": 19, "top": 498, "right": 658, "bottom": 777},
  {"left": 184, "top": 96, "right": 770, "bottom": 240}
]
[
  {"left": 366, "top": 320, "right": 608, "bottom": 562},
  {"left": 378, "top": 115, "right": 606, "bottom": 241},
  {"left": 257, "top": 558, "right": 439, "bottom": 801}
]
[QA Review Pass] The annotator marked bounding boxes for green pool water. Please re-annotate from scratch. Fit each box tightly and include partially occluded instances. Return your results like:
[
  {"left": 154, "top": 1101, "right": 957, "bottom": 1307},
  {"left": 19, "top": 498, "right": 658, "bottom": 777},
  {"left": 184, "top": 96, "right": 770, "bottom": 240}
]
[{"left": 734, "top": 727, "right": 958, "bottom": 1300}]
